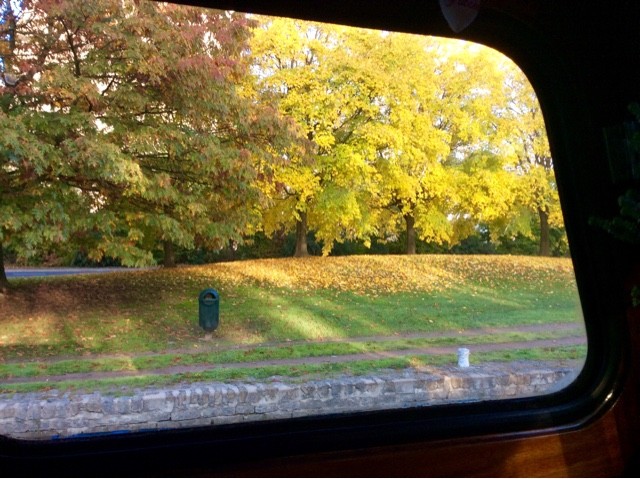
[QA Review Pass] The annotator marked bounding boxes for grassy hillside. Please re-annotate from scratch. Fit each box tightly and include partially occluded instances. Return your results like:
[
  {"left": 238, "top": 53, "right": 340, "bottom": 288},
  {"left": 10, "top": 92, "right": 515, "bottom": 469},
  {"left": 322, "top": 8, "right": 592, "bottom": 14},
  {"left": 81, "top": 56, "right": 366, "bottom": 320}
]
[{"left": 0, "top": 255, "right": 583, "bottom": 361}]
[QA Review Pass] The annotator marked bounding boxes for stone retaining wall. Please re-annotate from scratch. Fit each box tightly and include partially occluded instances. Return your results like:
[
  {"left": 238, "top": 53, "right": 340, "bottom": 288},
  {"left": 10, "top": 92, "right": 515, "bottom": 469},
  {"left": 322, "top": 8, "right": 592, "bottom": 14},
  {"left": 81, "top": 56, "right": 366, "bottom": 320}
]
[{"left": 0, "top": 362, "right": 579, "bottom": 440}]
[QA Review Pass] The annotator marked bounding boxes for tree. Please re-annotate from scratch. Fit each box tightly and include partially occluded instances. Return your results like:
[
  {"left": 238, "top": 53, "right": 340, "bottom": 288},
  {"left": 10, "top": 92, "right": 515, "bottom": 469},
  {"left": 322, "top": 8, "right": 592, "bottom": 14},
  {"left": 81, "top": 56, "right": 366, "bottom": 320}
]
[
  {"left": 250, "top": 18, "right": 382, "bottom": 256},
  {"left": 251, "top": 23, "right": 540, "bottom": 256},
  {"left": 1, "top": 0, "right": 90, "bottom": 291},
  {"left": 499, "top": 65, "right": 563, "bottom": 256},
  {"left": 371, "top": 37, "right": 511, "bottom": 254},
  {"left": 0, "top": 0, "right": 289, "bottom": 289}
]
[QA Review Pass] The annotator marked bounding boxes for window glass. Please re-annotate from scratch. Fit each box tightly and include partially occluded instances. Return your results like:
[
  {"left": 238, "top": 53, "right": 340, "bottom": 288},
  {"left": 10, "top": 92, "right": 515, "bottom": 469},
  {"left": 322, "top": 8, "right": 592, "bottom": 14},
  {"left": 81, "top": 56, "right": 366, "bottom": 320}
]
[{"left": 0, "top": 1, "right": 585, "bottom": 440}]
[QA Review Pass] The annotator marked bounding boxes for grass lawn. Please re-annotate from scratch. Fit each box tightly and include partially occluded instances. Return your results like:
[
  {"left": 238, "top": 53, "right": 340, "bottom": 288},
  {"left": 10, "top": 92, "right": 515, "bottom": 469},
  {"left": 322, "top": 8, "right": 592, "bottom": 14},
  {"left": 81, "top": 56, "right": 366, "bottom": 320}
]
[
  {"left": 0, "top": 254, "right": 586, "bottom": 392},
  {"left": 0, "top": 254, "right": 583, "bottom": 358}
]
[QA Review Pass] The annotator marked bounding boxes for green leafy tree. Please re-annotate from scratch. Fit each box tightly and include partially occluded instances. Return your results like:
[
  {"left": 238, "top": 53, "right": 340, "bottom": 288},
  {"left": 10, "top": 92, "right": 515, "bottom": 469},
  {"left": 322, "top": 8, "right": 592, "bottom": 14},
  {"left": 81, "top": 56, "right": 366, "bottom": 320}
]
[{"left": 0, "top": 0, "right": 288, "bottom": 290}]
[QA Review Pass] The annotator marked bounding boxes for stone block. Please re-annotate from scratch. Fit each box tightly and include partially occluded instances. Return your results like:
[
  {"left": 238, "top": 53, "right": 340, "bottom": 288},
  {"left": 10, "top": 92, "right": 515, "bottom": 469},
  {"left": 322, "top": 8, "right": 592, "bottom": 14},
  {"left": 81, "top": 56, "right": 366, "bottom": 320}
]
[
  {"left": 514, "top": 373, "right": 532, "bottom": 386},
  {"left": 149, "top": 411, "right": 172, "bottom": 422},
  {"left": 65, "top": 417, "right": 91, "bottom": 429},
  {"left": 194, "top": 407, "right": 217, "bottom": 419},
  {"left": 82, "top": 395, "right": 103, "bottom": 413},
  {"left": 255, "top": 403, "right": 280, "bottom": 414},
  {"left": 38, "top": 401, "right": 56, "bottom": 420},
  {"left": 172, "top": 389, "right": 191, "bottom": 410},
  {"left": 529, "top": 374, "right": 548, "bottom": 386},
  {"left": 382, "top": 379, "right": 396, "bottom": 394},
  {"left": 65, "top": 400, "right": 80, "bottom": 417},
  {"left": 100, "top": 397, "right": 116, "bottom": 415},
  {"left": 113, "top": 397, "right": 131, "bottom": 415},
  {"left": 208, "top": 386, "right": 223, "bottom": 406},
  {"left": 215, "top": 406, "right": 237, "bottom": 417},
  {"left": 131, "top": 397, "right": 143, "bottom": 413},
  {"left": 190, "top": 387, "right": 202, "bottom": 405},
  {"left": 0, "top": 402, "right": 11, "bottom": 419},
  {"left": 279, "top": 384, "right": 301, "bottom": 402},
  {"left": 224, "top": 385, "right": 240, "bottom": 405},
  {"left": 196, "top": 388, "right": 210, "bottom": 406},
  {"left": 503, "top": 385, "right": 519, "bottom": 396},
  {"left": 239, "top": 384, "right": 260, "bottom": 404},
  {"left": 171, "top": 408, "right": 204, "bottom": 421},
  {"left": 394, "top": 378, "right": 417, "bottom": 395},
  {"left": 235, "top": 404, "right": 255, "bottom": 415},
  {"left": 2, "top": 421, "right": 29, "bottom": 434},
  {"left": 256, "top": 384, "right": 277, "bottom": 402},
  {"left": 143, "top": 392, "right": 170, "bottom": 413},
  {"left": 300, "top": 383, "right": 317, "bottom": 399},
  {"left": 355, "top": 378, "right": 381, "bottom": 397},
  {"left": 12, "top": 402, "right": 28, "bottom": 421},
  {"left": 110, "top": 413, "right": 152, "bottom": 426}
]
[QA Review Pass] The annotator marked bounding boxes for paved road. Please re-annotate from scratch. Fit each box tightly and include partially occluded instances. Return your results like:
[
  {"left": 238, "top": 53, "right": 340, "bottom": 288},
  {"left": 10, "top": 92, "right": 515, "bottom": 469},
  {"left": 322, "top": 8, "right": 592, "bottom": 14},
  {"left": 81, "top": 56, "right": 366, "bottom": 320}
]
[{"left": 6, "top": 267, "right": 136, "bottom": 278}]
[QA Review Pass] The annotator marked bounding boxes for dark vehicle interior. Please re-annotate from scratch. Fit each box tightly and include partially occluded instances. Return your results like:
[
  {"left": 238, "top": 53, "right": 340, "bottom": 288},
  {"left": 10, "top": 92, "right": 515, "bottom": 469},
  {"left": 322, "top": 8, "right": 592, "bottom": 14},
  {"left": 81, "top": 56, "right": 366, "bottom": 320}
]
[{"left": 1, "top": 0, "right": 640, "bottom": 476}]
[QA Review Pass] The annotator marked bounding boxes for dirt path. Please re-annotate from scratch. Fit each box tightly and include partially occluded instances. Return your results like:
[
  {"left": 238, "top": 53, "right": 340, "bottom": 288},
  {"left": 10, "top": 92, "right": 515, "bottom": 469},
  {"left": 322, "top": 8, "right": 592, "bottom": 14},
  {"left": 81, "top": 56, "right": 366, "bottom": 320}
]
[{"left": 1, "top": 322, "right": 586, "bottom": 385}]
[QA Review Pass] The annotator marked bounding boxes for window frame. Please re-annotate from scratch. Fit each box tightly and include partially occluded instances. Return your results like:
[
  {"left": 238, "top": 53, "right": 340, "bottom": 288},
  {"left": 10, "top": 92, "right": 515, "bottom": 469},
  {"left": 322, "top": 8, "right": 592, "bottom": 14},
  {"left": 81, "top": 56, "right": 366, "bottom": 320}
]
[{"left": 0, "top": 1, "right": 632, "bottom": 475}]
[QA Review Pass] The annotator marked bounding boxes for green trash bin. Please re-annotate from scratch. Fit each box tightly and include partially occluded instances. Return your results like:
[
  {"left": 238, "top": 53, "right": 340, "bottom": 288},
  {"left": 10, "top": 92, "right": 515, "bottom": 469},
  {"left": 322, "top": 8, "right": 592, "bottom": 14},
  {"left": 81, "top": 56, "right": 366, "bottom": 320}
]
[{"left": 198, "top": 289, "right": 220, "bottom": 331}]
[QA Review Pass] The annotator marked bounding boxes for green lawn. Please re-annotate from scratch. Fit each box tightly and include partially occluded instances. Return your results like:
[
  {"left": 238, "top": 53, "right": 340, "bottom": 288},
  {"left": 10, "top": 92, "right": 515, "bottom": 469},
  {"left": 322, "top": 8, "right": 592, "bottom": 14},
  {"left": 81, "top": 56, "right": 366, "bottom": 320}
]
[
  {"left": 0, "top": 255, "right": 586, "bottom": 393},
  {"left": 0, "top": 255, "right": 584, "bottom": 361}
]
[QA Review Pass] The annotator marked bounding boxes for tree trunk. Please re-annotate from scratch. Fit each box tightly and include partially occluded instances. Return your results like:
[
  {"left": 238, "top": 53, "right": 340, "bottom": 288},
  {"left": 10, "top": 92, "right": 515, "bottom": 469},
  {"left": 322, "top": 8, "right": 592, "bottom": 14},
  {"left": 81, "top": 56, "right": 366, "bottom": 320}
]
[
  {"left": 538, "top": 207, "right": 551, "bottom": 256},
  {"left": 163, "top": 241, "right": 177, "bottom": 268},
  {"left": 294, "top": 211, "right": 309, "bottom": 257},
  {"left": 405, "top": 213, "right": 417, "bottom": 255},
  {"left": 0, "top": 241, "right": 9, "bottom": 293}
]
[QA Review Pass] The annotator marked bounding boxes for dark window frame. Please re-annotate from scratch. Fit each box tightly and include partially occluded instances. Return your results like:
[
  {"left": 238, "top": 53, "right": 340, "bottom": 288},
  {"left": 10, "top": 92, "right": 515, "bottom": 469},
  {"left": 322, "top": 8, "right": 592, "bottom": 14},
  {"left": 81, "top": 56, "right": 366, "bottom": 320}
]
[{"left": 0, "top": 1, "right": 633, "bottom": 475}]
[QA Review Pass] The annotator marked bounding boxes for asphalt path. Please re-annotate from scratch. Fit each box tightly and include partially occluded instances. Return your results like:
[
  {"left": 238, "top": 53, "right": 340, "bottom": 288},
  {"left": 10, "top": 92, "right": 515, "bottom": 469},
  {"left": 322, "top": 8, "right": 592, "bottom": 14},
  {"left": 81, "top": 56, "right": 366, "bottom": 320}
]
[{"left": 6, "top": 267, "right": 138, "bottom": 278}]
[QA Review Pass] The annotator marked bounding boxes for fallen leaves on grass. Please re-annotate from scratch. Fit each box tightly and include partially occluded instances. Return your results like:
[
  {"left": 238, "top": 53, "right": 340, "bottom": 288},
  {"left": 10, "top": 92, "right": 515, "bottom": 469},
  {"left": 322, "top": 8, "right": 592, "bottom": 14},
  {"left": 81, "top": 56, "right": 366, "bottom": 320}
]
[
  {"left": 0, "top": 255, "right": 578, "bottom": 361},
  {"left": 183, "top": 255, "right": 576, "bottom": 295}
]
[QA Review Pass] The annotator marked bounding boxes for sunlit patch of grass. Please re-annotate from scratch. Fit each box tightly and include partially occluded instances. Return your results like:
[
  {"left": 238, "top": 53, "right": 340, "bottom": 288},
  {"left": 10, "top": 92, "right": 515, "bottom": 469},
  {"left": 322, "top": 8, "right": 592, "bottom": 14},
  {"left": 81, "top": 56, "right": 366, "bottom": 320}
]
[{"left": 0, "top": 315, "right": 62, "bottom": 347}]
